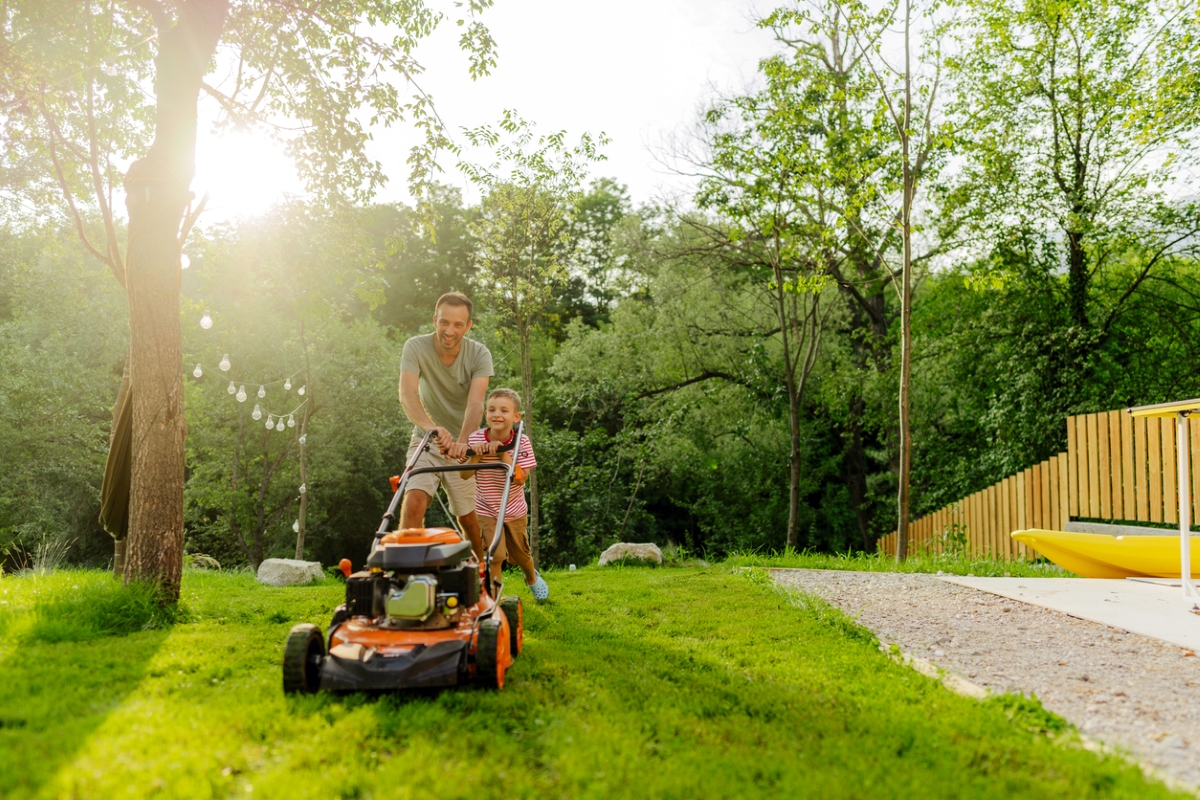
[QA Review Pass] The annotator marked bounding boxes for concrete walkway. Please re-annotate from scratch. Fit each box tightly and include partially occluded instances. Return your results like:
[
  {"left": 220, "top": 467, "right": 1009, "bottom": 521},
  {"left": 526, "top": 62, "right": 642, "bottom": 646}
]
[{"left": 941, "top": 576, "right": 1200, "bottom": 653}]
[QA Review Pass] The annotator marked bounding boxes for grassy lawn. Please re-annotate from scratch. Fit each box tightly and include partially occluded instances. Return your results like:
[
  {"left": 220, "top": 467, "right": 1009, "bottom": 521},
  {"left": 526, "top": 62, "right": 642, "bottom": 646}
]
[
  {"left": 724, "top": 549, "right": 1074, "bottom": 577},
  {"left": 0, "top": 564, "right": 1169, "bottom": 799}
]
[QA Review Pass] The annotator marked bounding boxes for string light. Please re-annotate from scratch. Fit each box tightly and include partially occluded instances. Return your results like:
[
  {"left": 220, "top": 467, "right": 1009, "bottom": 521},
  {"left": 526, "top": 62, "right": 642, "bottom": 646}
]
[
  {"left": 284, "top": 378, "right": 292, "bottom": 391},
  {"left": 219, "top": 354, "right": 231, "bottom": 371},
  {"left": 293, "top": 520, "right": 300, "bottom": 533},
  {"left": 227, "top": 381, "right": 236, "bottom": 394},
  {"left": 252, "top": 404, "right": 262, "bottom": 421},
  {"left": 236, "top": 385, "right": 247, "bottom": 403},
  {"left": 102, "top": 59, "right": 119, "bottom": 77},
  {"left": 299, "top": 434, "right": 306, "bottom": 446},
  {"left": 180, "top": 254, "right": 191, "bottom": 270},
  {"left": 193, "top": 364, "right": 203, "bottom": 378},
  {"left": 298, "top": 385, "right": 306, "bottom": 396},
  {"left": 257, "top": 385, "right": 266, "bottom": 399},
  {"left": 299, "top": 483, "right": 307, "bottom": 495},
  {"left": 200, "top": 311, "right": 212, "bottom": 330},
  {"left": 266, "top": 416, "right": 275, "bottom": 429},
  {"left": 276, "top": 417, "right": 286, "bottom": 433},
  {"left": 287, "top": 415, "right": 295, "bottom": 428}
]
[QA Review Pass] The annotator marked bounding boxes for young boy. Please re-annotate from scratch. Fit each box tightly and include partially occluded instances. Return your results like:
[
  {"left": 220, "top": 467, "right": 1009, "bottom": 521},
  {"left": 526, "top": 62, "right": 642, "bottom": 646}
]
[{"left": 463, "top": 388, "right": 548, "bottom": 600}]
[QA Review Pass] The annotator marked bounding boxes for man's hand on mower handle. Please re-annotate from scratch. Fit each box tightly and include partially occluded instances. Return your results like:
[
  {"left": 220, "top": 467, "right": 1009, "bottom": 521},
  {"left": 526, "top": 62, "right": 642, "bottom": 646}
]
[
  {"left": 441, "top": 441, "right": 469, "bottom": 461},
  {"left": 429, "top": 426, "right": 454, "bottom": 452}
]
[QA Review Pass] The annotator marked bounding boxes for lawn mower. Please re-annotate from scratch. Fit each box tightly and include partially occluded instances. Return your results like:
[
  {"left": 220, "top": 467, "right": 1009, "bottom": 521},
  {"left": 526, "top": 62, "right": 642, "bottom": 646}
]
[{"left": 281, "top": 423, "right": 526, "bottom": 693}]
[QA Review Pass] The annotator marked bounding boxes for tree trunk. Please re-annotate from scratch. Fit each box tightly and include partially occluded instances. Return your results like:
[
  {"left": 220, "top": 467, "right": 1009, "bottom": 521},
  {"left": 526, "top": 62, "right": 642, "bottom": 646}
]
[
  {"left": 519, "top": 323, "right": 538, "bottom": 567},
  {"left": 294, "top": 318, "right": 313, "bottom": 559},
  {"left": 122, "top": 0, "right": 228, "bottom": 600},
  {"left": 1067, "top": 227, "right": 1088, "bottom": 328},
  {"left": 895, "top": 0, "right": 914, "bottom": 563}
]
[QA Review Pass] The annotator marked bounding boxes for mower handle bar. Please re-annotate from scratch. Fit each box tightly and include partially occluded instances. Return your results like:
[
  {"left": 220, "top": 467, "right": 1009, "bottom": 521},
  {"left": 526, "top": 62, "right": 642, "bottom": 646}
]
[{"left": 374, "top": 422, "right": 526, "bottom": 597}]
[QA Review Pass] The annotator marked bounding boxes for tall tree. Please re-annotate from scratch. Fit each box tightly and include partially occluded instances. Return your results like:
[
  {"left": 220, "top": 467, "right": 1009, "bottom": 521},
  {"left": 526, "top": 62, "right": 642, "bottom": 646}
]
[
  {"left": 460, "top": 110, "right": 606, "bottom": 564},
  {"left": 1, "top": 0, "right": 495, "bottom": 599},
  {"left": 946, "top": 0, "right": 1200, "bottom": 396}
]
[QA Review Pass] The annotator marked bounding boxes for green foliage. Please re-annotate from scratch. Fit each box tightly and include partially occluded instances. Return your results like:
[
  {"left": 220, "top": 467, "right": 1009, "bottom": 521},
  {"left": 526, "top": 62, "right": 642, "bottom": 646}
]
[{"left": 0, "top": 567, "right": 1176, "bottom": 798}]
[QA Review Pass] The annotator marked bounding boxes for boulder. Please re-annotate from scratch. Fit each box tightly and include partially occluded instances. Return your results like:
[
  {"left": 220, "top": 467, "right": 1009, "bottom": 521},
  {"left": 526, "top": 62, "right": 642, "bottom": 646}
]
[
  {"left": 598, "top": 542, "right": 663, "bottom": 567},
  {"left": 257, "top": 558, "right": 324, "bottom": 586}
]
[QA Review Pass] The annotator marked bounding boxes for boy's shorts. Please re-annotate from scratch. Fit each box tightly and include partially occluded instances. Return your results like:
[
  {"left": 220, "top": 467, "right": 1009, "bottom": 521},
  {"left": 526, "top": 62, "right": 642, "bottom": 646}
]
[
  {"left": 478, "top": 514, "right": 532, "bottom": 568},
  {"left": 403, "top": 439, "right": 477, "bottom": 517}
]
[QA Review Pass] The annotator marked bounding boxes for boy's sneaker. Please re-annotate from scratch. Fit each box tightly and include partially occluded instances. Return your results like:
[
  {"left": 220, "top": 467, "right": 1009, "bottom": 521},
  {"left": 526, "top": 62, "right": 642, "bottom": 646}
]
[{"left": 529, "top": 572, "right": 549, "bottom": 601}]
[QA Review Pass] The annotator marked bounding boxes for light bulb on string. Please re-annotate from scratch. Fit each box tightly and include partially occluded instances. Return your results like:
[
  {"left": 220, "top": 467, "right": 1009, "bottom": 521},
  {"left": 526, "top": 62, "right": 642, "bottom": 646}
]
[
  {"left": 299, "top": 434, "right": 306, "bottom": 446},
  {"left": 293, "top": 520, "right": 300, "bottom": 533},
  {"left": 257, "top": 385, "right": 266, "bottom": 399},
  {"left": 298, "top": 385, "right": 305, "bottom": 396},
  {"left": 266, "top": 416, "right": 275, "bottom": 430},
  {"left": 102, "top": 59, "right": 118, "bottom": 77},
  {"left": 284, "top": 378, "right": 292, "bottom": 391},
  {"left": 276, "top": 418, "right": 286, "bottom": 433},
  {"left": 200, "top": 310, "right": 212, "bottom": 330},
  {"left": 227, "top": 381, "right": 236, "bottom": 395},
  {"left": 219, "top": 354, "right": 230, "bottom": 371},
  {"left": 252, "top": 404, "right": 262, "bottom": 421},
  {"left": 193, "top": 364, "right": 203, "bottom": 378},
  {"left": 236, "top": 385, "right": 247, "bottom": 403},
  {"left": 299, "top": 483, "right": 307, "bottom": 495},
  {"left": 180, "top": 254, "right": 191, "bottom": 270},
  {"left": 287, "top": 415, "right": 295, "bottom": 428}
]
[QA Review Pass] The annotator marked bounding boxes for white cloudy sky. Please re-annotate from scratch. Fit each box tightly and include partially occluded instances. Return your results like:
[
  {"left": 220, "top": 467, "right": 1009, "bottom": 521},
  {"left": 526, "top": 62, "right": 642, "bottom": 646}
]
[{"left": 193, "top": 0, "right": 778, "bottom": 219}]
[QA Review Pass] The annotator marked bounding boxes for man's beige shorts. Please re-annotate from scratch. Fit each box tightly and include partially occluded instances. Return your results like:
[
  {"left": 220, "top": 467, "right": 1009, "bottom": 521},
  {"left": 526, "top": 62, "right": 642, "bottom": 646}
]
[{"left": 404, "top": 441, "right": 477, "bottom": 517}]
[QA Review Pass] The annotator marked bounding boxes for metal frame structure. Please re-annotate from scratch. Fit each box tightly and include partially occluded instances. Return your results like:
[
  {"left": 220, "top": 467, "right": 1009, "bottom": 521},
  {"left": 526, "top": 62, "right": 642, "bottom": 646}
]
[{"left": 1128, "top": 399, "right": 1200, "bottom": 600}]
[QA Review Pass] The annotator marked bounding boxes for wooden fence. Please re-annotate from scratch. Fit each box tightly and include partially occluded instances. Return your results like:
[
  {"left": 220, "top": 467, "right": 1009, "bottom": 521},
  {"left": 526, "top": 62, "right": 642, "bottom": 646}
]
[{"left": 878, "top": 411, "right": 1200, "bottom": 559}]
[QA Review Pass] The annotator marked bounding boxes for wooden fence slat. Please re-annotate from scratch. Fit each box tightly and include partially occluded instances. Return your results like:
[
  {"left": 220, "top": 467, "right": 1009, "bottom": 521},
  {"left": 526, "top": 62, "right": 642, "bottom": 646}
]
[
  {"left": 1086, "top": 413, "right": 1100, "bottom": 518},
  {"left": 1058, "top": 452, "right": 1070, "bottom": 529},
  {"left": 1121, "top": 411, "right": 1135, "bottom": 519},
  {"left": 1098, "top": 412, "right": 1112, "bottom": 519},
  {"left": 1080, "top": 417, "right": 1089, "bottom": 515},
  {"left": 1192, "top": 419, "right": 1200, "bottom": 526},
  {"left": 983, "top": 486, "right": 993, "bottom": 557},
  {"left": 1051, "top": 455, "right": 1060, "bottom": 532},
  {"left": 1001, "top": 477, "right": 1011, "bottom": 554},
  {"left": 1011, "top": 475, "right": 1021, "bottom": 556},
  {"left": 1108, "top": 411, "right": 1124, "bottom": 520},
  {"left": 973, "top": 492, "right": 982, "bottom": 556},
  {"left": 1032, "top": 463, "right": 1043, "bottom": 529},
  {"left": 1067, "top": 416, "right": 1079, "bottom": 517},
  {"left": 1163, "top": 417, "right": 1178, "bottom": 525},
  {"left": 1149, "top": 418, "right": 1163, "bottom": 523},
  {"left": 1136, "top": 417, "right": 1150, "bottom": 521}
]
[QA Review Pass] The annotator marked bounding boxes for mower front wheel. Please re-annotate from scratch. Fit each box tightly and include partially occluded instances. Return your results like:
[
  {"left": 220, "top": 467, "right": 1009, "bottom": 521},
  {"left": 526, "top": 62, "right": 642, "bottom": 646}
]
[
  {"left": 475, "top": 617, "right": 507, "bottom": 690},
  {"left": 283, "top": 623, "right": 325, "bottom": 695},
  {"left": 499, "top": 595, "right": 523, "bottom": 657}
]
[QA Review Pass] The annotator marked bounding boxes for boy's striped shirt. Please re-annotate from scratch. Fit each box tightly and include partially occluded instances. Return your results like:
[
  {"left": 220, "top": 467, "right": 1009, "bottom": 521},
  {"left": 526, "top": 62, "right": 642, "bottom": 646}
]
[{"left": 468, "top": 428, "right": 536, "bottom": 519}]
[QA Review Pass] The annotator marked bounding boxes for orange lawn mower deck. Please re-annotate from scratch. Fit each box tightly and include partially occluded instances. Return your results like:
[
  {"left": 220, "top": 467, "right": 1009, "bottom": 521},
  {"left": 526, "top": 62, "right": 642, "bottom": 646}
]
[{"left": 281, "top": 425, "right": 526, "bottom": 694}]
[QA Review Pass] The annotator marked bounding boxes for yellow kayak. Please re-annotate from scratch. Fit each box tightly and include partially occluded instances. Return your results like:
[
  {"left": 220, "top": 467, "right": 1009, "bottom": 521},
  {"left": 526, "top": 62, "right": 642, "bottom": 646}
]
[{"left": 1012, "top": 529, "right": 1200, "bottom": 579}]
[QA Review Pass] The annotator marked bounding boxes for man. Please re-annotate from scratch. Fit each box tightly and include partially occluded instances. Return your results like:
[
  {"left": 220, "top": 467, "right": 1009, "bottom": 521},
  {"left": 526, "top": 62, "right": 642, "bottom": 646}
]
[{"left": 398, "top": 292, "right": 492, "bottom": 557}]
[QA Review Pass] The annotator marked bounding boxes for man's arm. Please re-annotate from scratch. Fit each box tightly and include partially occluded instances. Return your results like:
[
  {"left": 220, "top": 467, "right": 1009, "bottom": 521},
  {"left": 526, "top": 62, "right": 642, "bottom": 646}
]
[
  {"left": 454, "top": 374, "right": 490, "bottom": 445},
  {"left": 399, "top": 370, "right": 453, "bottom": 451}
]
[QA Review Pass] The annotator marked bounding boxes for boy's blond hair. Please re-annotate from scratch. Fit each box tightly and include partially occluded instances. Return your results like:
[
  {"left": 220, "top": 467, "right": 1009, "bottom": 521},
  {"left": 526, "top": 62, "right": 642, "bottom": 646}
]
[{"left": 487, "top": 387, "right": 522, "bottom": 413}]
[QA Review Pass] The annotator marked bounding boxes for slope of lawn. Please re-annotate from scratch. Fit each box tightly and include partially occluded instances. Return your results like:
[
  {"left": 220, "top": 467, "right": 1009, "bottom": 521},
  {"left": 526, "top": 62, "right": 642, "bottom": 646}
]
[
  {"left": 724, "top": 549, "right": 1074, "bottom": 577},
  {"left": 0, "top": 564, "right": 1173, "bottom": 799}
]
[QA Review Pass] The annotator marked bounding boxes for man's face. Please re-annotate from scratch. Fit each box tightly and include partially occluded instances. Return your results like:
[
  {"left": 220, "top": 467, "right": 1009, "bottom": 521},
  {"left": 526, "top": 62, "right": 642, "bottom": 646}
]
[
  {"left": 486, "top": 397, "right": 521, "bottom": 432},
  {"left": 433, "top": 303, "right": 472, "bottom": 352}
]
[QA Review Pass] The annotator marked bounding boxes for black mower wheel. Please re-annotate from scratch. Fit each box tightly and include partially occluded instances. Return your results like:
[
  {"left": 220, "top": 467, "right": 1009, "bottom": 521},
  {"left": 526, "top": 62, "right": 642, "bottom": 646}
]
[
  {"left": 499, "top": 595, "right": 523, "bottom": 657},
  {"left": 283, "top": 623, "right": 325, "bottom": 695},
  {"left": 475, "top": 616, "right": 506, "bottom": 690}
]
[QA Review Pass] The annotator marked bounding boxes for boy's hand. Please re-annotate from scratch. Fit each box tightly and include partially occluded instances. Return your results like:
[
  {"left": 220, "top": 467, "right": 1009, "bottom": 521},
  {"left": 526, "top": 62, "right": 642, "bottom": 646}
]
[{"left": 479, "top": 440, "right": 502, "bottom": 456}]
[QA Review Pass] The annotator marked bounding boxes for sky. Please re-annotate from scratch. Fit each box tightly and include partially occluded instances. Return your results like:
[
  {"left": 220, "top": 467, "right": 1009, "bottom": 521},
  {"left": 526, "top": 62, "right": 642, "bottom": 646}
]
[{"left": 192, "top": 0, "right": 779, "bottom": 220}]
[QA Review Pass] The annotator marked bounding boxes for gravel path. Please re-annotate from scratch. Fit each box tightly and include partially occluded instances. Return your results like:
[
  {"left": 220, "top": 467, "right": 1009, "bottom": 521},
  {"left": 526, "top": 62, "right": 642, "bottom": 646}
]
[{"left": 770, "top": 569, "right": 1200, "bottom": 792}]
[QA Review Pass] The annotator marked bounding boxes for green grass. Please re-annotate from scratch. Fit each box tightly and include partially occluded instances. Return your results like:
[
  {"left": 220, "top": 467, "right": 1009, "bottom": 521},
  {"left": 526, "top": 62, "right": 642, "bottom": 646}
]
[
  {"left": 0, "top": 564, "right": 1172, "bottom": 799},
  {"left": 724, "top": 548, "right": 1074, "bottom": 577}
]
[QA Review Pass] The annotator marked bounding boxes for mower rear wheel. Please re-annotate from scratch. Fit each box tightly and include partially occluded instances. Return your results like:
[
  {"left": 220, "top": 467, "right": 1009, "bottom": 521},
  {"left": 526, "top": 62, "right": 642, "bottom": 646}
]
[
  {"left": 475, "top": 617, "right": 506, "bottom": 689},
  {"left": 499, "top": 595, "right": 523, "bottom": 657},
  {"left": 283, "top": 623, "right": 325, "bottom": 695}
]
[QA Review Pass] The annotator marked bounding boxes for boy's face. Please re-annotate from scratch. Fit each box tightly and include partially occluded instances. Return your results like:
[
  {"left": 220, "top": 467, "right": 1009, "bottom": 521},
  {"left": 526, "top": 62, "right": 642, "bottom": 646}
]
[{"left": 486, "top": 397, "right": 521, "bottom": 432}]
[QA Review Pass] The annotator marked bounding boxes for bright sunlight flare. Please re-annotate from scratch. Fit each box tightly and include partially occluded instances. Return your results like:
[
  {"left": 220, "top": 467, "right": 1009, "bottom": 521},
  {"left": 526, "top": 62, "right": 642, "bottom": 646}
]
[{"left": 193, "top": 130, "right": 301, "bottom": 220}]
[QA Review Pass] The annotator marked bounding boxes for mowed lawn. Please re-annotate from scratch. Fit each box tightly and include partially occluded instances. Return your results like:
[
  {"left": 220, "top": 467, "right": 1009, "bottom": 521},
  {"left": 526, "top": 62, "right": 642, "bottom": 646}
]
[{"left": 0, "top": 566, "right": 1179, "bottom": 799}]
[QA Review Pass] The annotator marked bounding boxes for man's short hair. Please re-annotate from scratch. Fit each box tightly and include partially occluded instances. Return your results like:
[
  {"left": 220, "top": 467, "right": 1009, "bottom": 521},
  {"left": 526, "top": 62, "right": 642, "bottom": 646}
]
[
  {"left": 487, "top": 387, "right": 522, "bottom": 413},
  {"left": 435, "top": 292, "right": 473, "bottom": 320}
]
